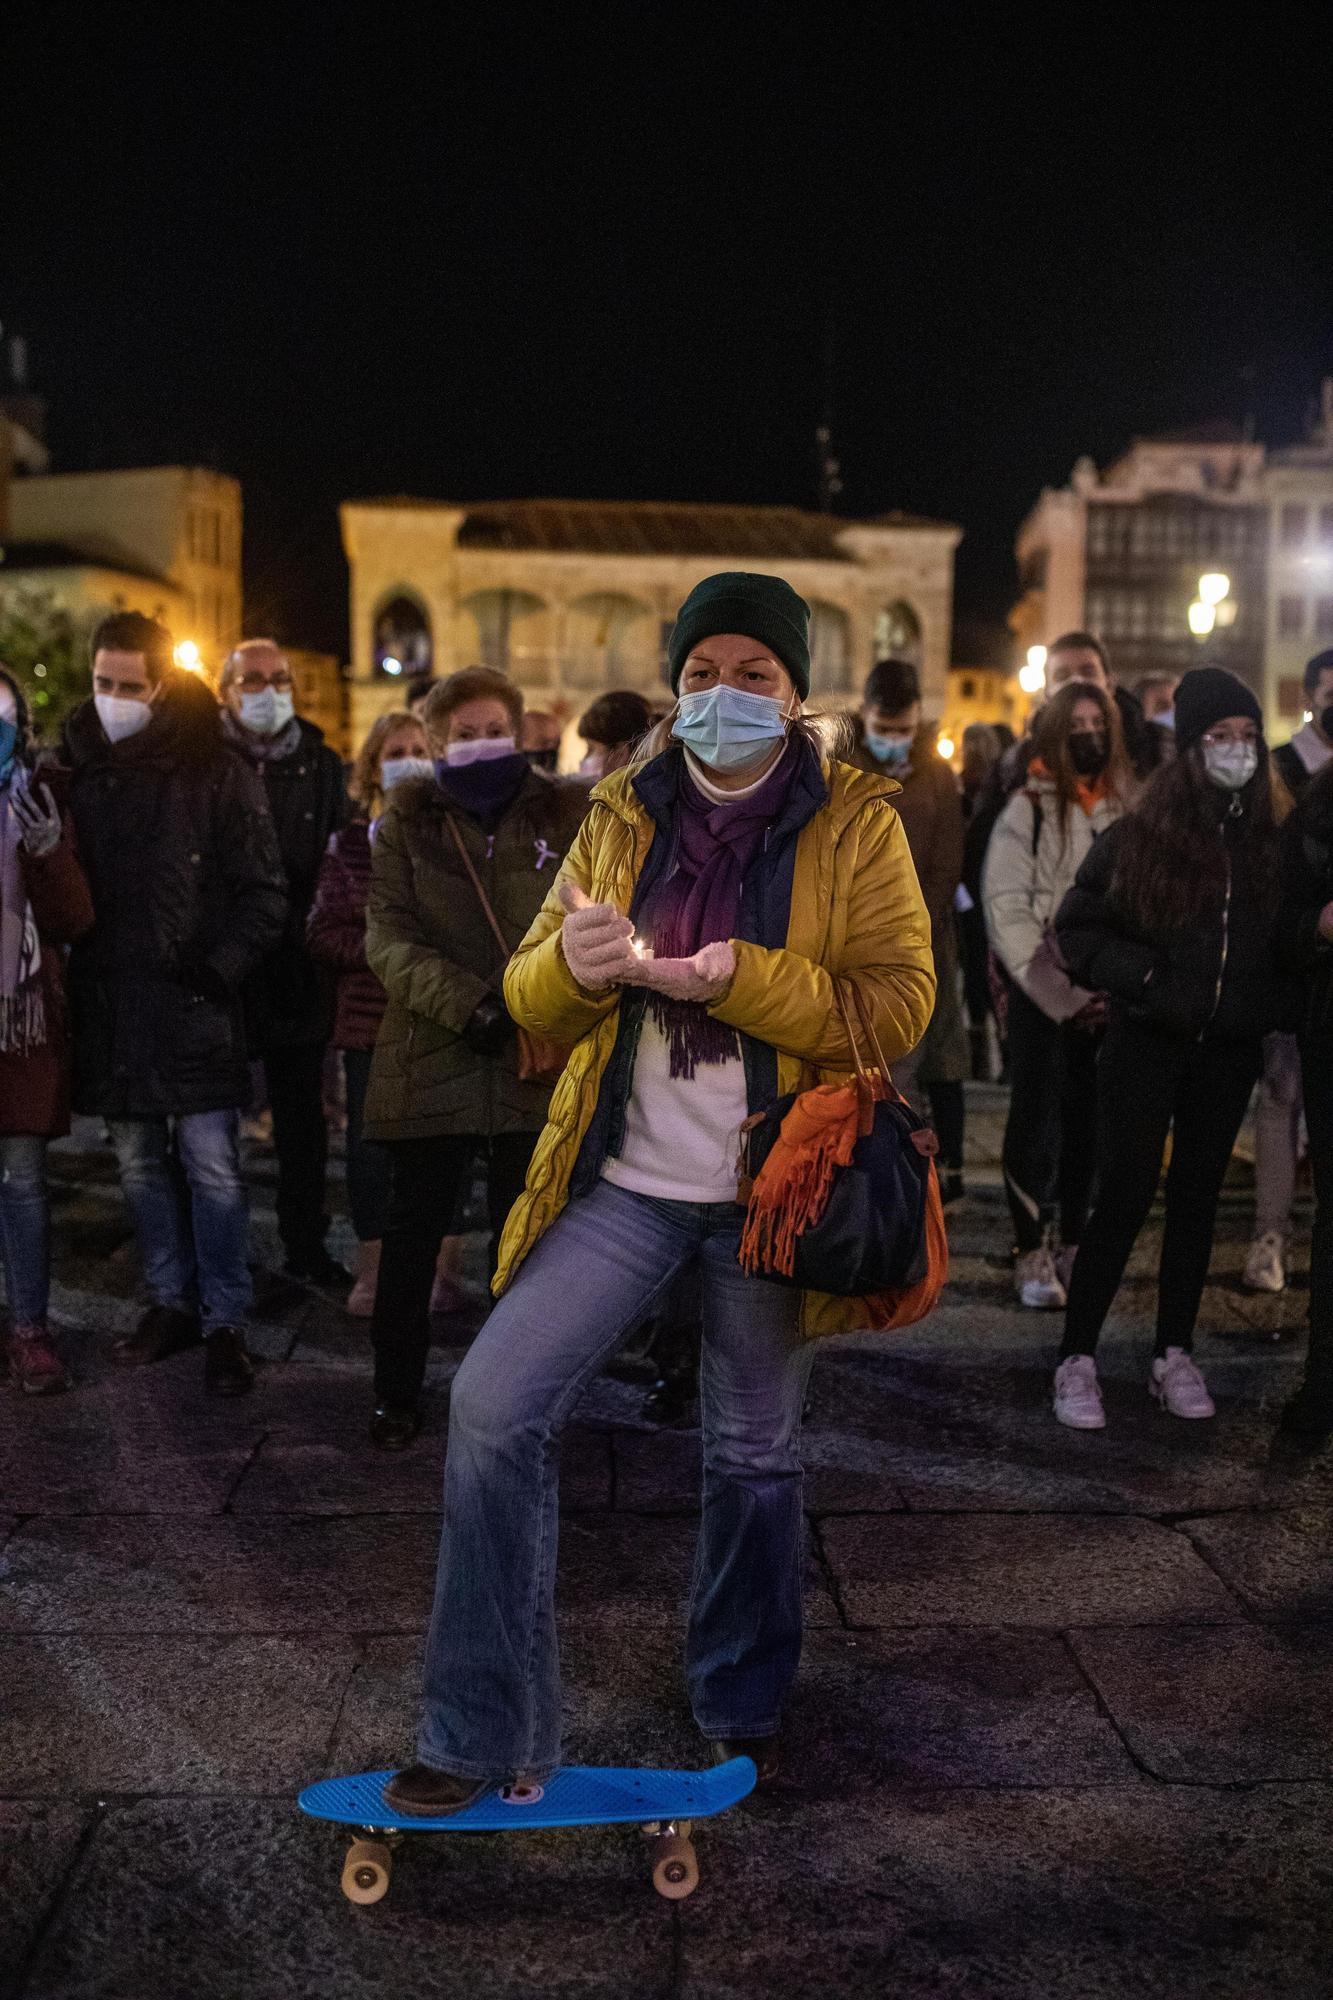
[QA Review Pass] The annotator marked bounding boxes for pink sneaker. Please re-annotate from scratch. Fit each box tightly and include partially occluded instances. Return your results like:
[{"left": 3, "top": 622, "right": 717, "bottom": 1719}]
[
  {"left": 1150, "top": 1348, "right": 1215, "bottom": 1420},
  {"left": 1052, "top": 1354, "right": 1106, "bottom": 1430},
  {"left": 9, "top": 1322, "right": 72, "bottom": 1395}
]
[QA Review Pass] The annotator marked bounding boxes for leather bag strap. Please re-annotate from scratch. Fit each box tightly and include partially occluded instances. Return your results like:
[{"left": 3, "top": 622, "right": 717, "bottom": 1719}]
[{"left": 444, "top": 813, "right": 510, "bottom": 969}]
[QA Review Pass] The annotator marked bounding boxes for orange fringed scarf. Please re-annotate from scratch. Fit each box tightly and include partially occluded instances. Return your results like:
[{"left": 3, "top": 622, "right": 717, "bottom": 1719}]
[
  {"left": 737, "top": 1077, "right": 949, "bottom": 1331},
  {"left": 738, "top": 1081, "right": 863, "bottom": 1280}
]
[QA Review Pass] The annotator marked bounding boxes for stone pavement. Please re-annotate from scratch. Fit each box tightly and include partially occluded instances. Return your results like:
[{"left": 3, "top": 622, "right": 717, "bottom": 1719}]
[{"left": 3, "top": 1087, "right": 1331, "bottom": 1999}]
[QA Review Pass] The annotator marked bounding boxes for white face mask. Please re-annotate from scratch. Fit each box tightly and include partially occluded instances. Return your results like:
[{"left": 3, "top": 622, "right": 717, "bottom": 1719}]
[
  {"left": 380, "top": 755, "right": 434, "bottom": 791},
  {"left": 95, "top": 692, "right": 154, "bottom": 743},
  {"left": 238, "top": 687, "right": 296, "bottom": 737},
  {"left": 1202, "top": 740, "right": 1259, "bottom": 792},
  {"left": 444, "top": 735, "right": 517, "bottom": 767}
]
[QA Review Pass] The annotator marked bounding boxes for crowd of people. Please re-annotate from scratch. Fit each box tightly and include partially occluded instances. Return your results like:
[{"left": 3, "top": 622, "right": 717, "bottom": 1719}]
[{"left": 1, "top": 601, "right": 1330, "bottom": 1464}]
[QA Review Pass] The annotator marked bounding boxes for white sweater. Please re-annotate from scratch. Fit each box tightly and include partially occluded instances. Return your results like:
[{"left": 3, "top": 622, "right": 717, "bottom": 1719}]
[{"left": 600, "top": 750, "right": 770, "bottom": 1206}]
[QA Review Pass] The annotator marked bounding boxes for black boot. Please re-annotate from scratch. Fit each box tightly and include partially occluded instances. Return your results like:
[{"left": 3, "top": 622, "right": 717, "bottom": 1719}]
[
  {"left": 204, "top": 1327, "right": 255, "bottom": 1397},
  {"left": 382, "top": 1762, "right": 490, "bottom": 1817},
  {"left": 284, "top": 1246, "right": 353, "bottom": 1291},
  {"left": 369, "top": 1404, "right": 422, "bottom": 1451},
  {"left": 1278, "top": 1378, "right": 1333, "bottom": 1447},
  {"left": 113, "top": 1304, "right": 203, "bottom": 1367},
  {"left": 710, "top": 1736, "right": 782, "bottom": 1787},
  {"left": 641, "top": 1367, "right": 697, "bottom": 1427}
]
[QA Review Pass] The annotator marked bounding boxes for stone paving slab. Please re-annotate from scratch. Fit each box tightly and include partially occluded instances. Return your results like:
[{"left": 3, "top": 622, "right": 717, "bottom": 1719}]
[
  {"left": 1178, "top": 1508, "right": 1333, "bottom": 1621},
  {"left": 818, "top": 1514, "right": 1243, "bottom": 1627},
  {"left": 18, "top": 1799, "right": 678, "bottom": 2000},
  {"left": 0, "top": 1636, "right": 356, "bottom": 1795},
  {"left": 807, "top": 1349, "right": 1325, "bottom": 1515},
  {"left": 0, "top": 1370, "right": 264, "bottom": 1516},
  {"left": 230, "top": 1408, "right": 611, "bottom": 1514},
  {"left": 781, "top": 1627, "right": 1136, "bottom": 1792},
  {"left": 0, "top": 1801, "right": 93, "bottom": 1996},
  {"left": 0, "top": 1516, "right": 443, "bottom": 1636},
  {"left": 1068, "top": 1624, "right": 1333, "bottom": 1782},
  {"left": 676, "top": 1784, "right": 1333, "bottom": 1999}
]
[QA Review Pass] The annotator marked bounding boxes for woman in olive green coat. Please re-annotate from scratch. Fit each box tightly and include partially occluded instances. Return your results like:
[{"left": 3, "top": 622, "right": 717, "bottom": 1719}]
[{"left": 363, "top": 668, "right": 589, "bottom": 1448}]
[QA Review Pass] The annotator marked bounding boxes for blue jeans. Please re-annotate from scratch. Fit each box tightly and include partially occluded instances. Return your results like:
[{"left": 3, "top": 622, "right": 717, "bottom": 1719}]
[
  {"left": 0, "top": 1134, "right": 50, "bottom": 1325},
  {"left": 418, "top": 1179, "right": 814, "bottom": 1781},
  {"left": 107, "top": 1113, "right": 252, "bottom": 1329}
]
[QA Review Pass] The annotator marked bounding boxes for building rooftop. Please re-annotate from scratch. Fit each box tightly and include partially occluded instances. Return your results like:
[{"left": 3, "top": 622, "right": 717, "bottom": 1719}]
[
  {"left": 350, "top": 497, "right": 954, "bottom": 557},
  {"left": 0, "top": 539, "right": 172, "bottom": 586}
]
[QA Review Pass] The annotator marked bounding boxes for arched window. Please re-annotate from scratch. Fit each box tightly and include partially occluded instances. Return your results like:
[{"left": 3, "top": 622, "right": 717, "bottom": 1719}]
[
  {"left": 374, "top": 593, "right": 432, "bottom": 682},
  {"left": 873, "top": 600, "right": 923, "bottom": 666},
  {"left": 808, "top": 601, "right": 852, "bottom": 695},
  {"left": 565, "top": 592, "right": 656, "bottom": 688},
  {"left": 458, "top": 590, "right": 551, "bottom": 686}
]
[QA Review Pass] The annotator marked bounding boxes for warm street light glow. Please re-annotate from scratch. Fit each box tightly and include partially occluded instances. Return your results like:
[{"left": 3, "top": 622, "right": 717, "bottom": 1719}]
[
  {"left": 1026, "top": 644, "right": 1047, "bottom": 671},
  {"left": 382, "top": 655, "right": 403, "bottom": 676},
  {"left": 1018, "top": 662, "right": 1046, "bottom": 695},
  {"left": 1188, "top": 599, "right": 1216, "bottom": 637},
  {"left": 174, "top": 639, "right": 202, "bottom": 671},
  {"left": 937, "top": 734, "right": 956, "bottom": 760},
  {"left": 1198, "top": 572, "right": 1231, "bottom": 606}
]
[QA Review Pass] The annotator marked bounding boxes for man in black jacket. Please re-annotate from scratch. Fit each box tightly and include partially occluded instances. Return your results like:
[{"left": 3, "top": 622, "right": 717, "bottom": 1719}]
[
  {"left": 220, "top": 640, "right": 349, "bottom": 1286},
  {"left": 65, "top": 614, "right": 287, "bottom": 1395}
]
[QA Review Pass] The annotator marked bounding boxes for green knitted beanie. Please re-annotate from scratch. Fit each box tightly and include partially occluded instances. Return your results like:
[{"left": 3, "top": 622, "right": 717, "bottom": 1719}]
[{"left": 667, "top": 572, "right": 812, "bottom": 699}]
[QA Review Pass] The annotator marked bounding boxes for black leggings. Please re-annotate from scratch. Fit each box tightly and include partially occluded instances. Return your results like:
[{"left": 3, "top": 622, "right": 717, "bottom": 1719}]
[
  {"left": 371, "top": 1131, "right": 538, "bottom": 1409},
  {"left": 1001, "top": 983, "right": 1100, "bottom": 1253},
  {"left": 1061, "top": 1019, "right": 1261, "bottom": 1360}
]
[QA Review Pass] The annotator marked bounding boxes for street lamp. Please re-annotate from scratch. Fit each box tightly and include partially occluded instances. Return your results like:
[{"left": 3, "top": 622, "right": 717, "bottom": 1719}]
[
  {"left": 174, "top": 639, "right": 203, "bottom": 672},
  {"left": 1018, "top": 644, "right": 1047, "bottom": 696},
  {"left": 1189, "top": 571, "right": 1233, "bottom": 643}
]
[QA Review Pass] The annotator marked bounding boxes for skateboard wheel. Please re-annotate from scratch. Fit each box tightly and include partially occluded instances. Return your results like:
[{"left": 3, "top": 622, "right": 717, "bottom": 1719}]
[
  {"left": 650, "top": 1834, "right": 699, "bottom": 1901},
  {"left": 342, "top": 1838, "right": 392, "bottom": 1905}
]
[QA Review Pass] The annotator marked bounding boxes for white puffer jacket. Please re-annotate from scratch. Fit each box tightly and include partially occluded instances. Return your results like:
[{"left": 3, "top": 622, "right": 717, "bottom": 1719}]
[{"left": 982, "top": 776, "right": 1124, "bottom": 1022}]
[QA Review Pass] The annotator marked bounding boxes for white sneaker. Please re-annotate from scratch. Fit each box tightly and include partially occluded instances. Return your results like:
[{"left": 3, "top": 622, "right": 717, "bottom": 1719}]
[
  {"left": 1016, "top": 1247, "right": 1067, "bottom": 1310},
  {"left": 1054, "top": 1245, "right": 1078, "bottom": 1294},
  {"left": 1149, "top": 1348, "right": 1216, "bottom": 1420},
  {"left": 1242, "top": 1230, "right": 1286, "bottom": 1294},
  {"left": 1053, "top": 1355, "right": 1106, "bottom": 1430}
]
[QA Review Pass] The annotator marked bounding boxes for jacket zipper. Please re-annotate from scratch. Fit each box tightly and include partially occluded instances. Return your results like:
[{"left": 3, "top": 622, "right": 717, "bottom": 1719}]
[{"left": 1201, "top": 853, "right": 1232, "bottom": 1040}]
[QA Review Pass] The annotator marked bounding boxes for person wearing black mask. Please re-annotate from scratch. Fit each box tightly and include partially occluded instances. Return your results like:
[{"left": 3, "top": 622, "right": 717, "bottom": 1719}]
[
  {"left": 361, "top": 668, "right": 589, "bottom": 1449},
  {"left": 983, "top": 683, "right": 1132, "bottom": 1310},
  {"left": 1053, "top": 668, "right": 1289, "bottom": 1432}
]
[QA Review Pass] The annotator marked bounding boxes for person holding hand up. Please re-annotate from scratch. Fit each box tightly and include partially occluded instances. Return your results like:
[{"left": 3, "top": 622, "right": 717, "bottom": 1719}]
[{"left": 384, "top": 572, "right": 933, "bottom": 1816}]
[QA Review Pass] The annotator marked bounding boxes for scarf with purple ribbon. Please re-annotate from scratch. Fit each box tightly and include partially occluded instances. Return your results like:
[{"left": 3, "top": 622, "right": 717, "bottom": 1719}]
[
  {"left": 643, "top": 745, "right": 798, "bottom": 1077},
  {"left": 0, "top": 779, "right": 45, "bottom": 1054}
]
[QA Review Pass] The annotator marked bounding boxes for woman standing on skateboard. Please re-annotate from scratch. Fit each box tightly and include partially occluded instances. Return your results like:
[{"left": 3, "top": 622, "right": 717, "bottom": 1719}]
[{"left": 386, "top": 573, "right": 935, "bottom": 1814}]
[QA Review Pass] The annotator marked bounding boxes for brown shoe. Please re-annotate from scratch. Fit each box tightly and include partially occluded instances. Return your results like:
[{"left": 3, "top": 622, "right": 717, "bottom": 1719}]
[
  {"left": 382, "top": 1762, "right": 490, "bottom": 1817},
  {"left": 710, "top": 1736, "right": 781, "bottom": 1787},
  {"left": 9, "top": 1322, "right": 72, "bottom": 1395},
  {"left": 204, "top": 1327, "right": 255, "bottom": 1397},
  {"left": 113, "top": 1305, "right": 202, "bottom": 1367}
]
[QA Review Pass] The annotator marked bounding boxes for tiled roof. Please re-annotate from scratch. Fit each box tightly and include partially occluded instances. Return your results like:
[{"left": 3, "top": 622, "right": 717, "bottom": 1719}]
[{"left": 351, "top": 498, "right": 953, "bottom": 556}]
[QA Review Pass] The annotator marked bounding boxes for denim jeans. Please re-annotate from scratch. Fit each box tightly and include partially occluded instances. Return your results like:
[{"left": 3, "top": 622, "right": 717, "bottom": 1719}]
[
  {"left": 0, "top": 1134, "right": 50, "bottom": 1324},
  {"left": 107, "top": 1112, "right": 252, "bottom": 1328},
  {"left": 418, "top": 1178, "right": 814, "bottom": 1781}
]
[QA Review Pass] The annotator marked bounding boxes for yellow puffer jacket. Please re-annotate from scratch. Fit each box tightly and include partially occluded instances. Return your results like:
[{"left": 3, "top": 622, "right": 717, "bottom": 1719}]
[{"left": 496, "top": 754, "right": 936, "bottom": 1336}]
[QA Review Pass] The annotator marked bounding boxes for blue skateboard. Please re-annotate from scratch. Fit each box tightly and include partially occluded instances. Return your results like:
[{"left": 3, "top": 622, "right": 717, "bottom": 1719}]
[{"left": 299, "top": 1758, "right": 757, "bottom": 1904}]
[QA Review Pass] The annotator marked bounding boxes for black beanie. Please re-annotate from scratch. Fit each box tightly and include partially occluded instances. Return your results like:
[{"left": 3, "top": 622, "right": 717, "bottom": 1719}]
[
  {"left": 1173, "top": 667, "right": 1264, "bottom": 755},
  {"left": 667, "top": 572, "right": 812, "bottom": 699}
]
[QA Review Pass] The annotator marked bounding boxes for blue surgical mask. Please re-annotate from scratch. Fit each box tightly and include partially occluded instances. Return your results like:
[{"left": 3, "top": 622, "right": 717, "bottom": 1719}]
[
  {"left": 671, "top": 685, "right": 790, "bottom": 771},
  {"left": 865, "top": 730, "right": 912, "bottom": 766},
  {"left": 1153, "top": 709, "right": 1175, "bottom": 731},
  {"left": 0, "top": 717, "right": 17, "bottom": 778},
  {"left": 379, "top": 755, "right": 434, "bottom": 792},
  {"left": 239, "top": 687, "right": 296, "bottom": 737}
]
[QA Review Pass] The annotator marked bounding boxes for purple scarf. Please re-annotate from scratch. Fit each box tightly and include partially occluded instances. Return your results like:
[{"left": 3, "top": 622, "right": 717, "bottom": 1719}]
[
  {"left": 434, "top": 752, "right": 531, "bottom": 827},
  {"left": 645, "top": 746, "right": 798, "bottom": 1077}
]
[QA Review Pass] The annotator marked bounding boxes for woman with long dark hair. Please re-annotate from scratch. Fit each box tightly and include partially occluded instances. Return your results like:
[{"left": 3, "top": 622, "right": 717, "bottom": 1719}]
[
  {"left": 1052, "top": 668, "right": 1288, "bottom": 1430},
  {"left": 982, "top": 682, "right": 1131, "bottom": 1308},
  {"left": 0, "top": 665, "right": 94, "bottom": 1391}
]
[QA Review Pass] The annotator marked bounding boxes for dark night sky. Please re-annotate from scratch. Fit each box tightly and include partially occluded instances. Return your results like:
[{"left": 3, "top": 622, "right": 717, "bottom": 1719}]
[{"left": 5, "top": 9, "right": 1330, "bottom": 663}]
